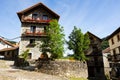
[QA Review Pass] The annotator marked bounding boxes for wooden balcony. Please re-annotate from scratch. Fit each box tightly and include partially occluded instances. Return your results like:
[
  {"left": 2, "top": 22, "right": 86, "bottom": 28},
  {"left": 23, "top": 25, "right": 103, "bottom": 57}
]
[
  {"left": 22, "top": 29, "right": 46, "bottom": 37},
  {"left": 22, "top": 17, "right": 51, "bottom": 23}
]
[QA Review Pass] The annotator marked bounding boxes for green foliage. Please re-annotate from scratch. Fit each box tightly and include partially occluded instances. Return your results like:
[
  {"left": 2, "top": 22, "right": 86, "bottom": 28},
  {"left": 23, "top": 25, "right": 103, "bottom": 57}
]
[
  {"left": 101, "top": 40, "right": 109, "bottom": 50},
  {"left": 19, "top": 49, "right": 29, "bottom": 60},
  {"left": 41, "top": 19, "right": 65, "bottom": 59},
  {"left": 67, "top": 26, "right": 90, "bottom": 61},
  {"left": 7, "top": 40, "right": 17, "bottom": 44}
]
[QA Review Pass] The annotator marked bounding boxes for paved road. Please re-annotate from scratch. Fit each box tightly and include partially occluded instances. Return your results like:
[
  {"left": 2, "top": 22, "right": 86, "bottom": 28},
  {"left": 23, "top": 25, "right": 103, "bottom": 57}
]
[{"left": 0, "top": 59, "right": 68, "bottom": 80}]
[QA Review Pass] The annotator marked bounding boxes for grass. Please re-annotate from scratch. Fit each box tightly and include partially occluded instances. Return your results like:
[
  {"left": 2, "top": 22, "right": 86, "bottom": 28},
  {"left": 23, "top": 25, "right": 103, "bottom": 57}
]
[{"left": 70, "top": 77, "right": 88, "bottom": 80}]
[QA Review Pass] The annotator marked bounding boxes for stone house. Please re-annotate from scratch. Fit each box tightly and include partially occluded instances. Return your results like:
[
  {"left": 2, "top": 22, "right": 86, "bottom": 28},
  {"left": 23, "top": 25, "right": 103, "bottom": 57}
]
[
  {"left": 17, "top": 2, "right": 59, "bottom": 59},
  {"left": 85, "top": 32, "right": 106, "bottom": 80},
  {"left": 107, "top": 27, "right": 120, "bottom": 79}
]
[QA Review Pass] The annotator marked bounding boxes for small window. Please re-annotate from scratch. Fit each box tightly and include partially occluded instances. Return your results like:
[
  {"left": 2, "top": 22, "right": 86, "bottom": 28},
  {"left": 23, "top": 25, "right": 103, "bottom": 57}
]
[
  {"left": 118, "top": 46, "right": 120, "bottom": 53},
  {"left": 111, "top": 39, "right": 114, "bottom": 45},
  {"left": 113, "top": 49, "right": 116, "bottom": 54},
  {"left": 44, "top": 26, "right": 47, "bottom": 33},
  {"left": 30, "top": 26, "right": 36, "bottom": 33},
  {"left": 113, "top": 49, "right": 116, "bottom": 59},
  {"left": 43, "top": 15, "right": 48, "bottom": 20},
  {"left": 28, "top": 53, "right": 32, "bottom": 59},
  {"left": 117, "top": 34, "right": 120, "bottom": 42},
  {"left": 30, "top": 39, "right": 35, "bottom": 44},
  {"left": 32, "top": 14, "right": 38, "bottom": 20}
]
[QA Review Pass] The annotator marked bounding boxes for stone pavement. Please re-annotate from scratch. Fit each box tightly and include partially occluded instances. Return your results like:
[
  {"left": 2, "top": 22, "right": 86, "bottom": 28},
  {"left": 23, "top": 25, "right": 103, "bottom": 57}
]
[{"left": 0, "top": 59, "right": 68, "bottom": 80}]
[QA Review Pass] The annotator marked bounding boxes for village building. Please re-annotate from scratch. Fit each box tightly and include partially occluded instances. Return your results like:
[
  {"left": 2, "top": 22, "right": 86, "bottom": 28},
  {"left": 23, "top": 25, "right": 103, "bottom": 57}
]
[
  {"left": 0, "top": 38, "right": 15, "bottom": 49},
  {"left": 17, "top": 2, "right": 60, "bottom": 59},
  {"left": 0, "top": 38, "right": 18, "bottom": 59},
  {"left": 107, "top": 27, "right": 120, "bottom": 79},
  {"left": 85, "top": 32, "right": 106, "bottom": 80}
]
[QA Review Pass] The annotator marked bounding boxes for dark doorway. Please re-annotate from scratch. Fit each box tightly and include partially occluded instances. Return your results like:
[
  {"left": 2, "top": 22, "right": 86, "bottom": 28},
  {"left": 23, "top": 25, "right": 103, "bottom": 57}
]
[
  {"left": 88, "top": 67, "right": 95, "bottom": 77},
  {"left": 28, "top": 53, "right": 32, "bottom": 59}
]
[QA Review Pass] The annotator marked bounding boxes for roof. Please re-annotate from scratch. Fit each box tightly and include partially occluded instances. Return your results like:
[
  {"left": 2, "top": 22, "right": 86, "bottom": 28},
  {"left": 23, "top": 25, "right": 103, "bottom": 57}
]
[
  {"left": 102, "top": 47, "right": 110, "bottom": 53},
  {"left": 87, "top": 31, "right": 102, "bottom": 42},
  {"left": 0, "top": 38, "right": 15, "bottom": 47},
  {"left": 107, "top": 27, "right": 120, "bottom": 40},
  {"left": 0, "top": 47, "right": 19, "bottom": 52},
  {"left": 17, "top": 2, "right": 60, "bottom": 21}
]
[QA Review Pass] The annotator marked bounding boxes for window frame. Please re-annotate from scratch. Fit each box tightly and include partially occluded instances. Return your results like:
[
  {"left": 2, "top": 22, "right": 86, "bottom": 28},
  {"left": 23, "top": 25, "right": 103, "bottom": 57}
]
[
  {"left": 32, "top": 13, "right": 38, "bottom": 20},
  {"left": 111, "top": 38, "right": 114, "bottom": 45},
  {"left": 30, "top": 26, "right": 36, "bottom": 33},
  {"left": 30, "top": 39, "right": 35, "bottom": 44},
  {"left": 117, "top": 34, "right": 120, "bottom": 42},
  {"left": 42, "top": 15, "right": 48, "bottom": 20}
]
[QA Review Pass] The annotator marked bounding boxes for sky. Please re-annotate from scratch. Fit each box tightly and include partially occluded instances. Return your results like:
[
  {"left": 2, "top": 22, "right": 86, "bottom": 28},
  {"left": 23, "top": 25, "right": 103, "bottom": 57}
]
[{"left": 0, "top": 0, "right": 120, "bottom": 42}]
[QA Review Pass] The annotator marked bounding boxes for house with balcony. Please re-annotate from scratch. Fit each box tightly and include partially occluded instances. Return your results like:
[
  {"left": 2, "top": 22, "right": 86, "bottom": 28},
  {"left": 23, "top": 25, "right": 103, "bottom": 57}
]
[
  {"left": 17, "top": 2, "right": 59, "bottom": 59},
  {"left": 107, "top": 27, "right": 120, "bottom": 79}
]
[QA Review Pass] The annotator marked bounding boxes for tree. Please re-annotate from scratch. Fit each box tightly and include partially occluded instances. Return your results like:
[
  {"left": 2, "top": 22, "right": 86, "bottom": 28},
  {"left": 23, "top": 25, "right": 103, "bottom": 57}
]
[
  {"left": 19, "top": 49, "right": 29, "bottom": 60},
  {"left": 101, "top": 37, "right": 109, "bottom": 50},
  {"left": 41, "top": 19, "right": 65, "bottom": 59},
  {"left": 67, "top": 26, "right": 90, "bottom": 61}
]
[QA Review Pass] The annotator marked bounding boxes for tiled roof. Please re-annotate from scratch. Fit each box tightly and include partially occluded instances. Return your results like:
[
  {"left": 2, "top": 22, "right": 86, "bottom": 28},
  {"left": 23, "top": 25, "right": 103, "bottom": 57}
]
[
  {"left": 17, "top": 2, "right": 60, "bottom": 21},
  {"left": 0, "top": 47, "right": 19, "bottom": 52},
  {"left": 107, "top": 27, "right": 120, "bottom": 40},
  {"left": 102, "top": 47, "right": 110, "bottom": 53},
  {"left": 0, "top": 38, "right": 15, "bottom": 47},
  {"left": 87, "top": 31, "right": 102, "bottom": 41}
]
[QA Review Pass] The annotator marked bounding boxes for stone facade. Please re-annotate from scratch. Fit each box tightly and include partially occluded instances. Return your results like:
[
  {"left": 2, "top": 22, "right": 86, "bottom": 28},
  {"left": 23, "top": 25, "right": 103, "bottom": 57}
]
[
  {"left": 36, "top": 60, "right": 88, "bottom": 78},
  {"left": 85, "top": 32, "right": 106, "bottom": 80},
  {"left": 107, "top": 27, "right": 120, "bottom": 79},
  {"left": 18, "top": 3, "right": 59, "bottom": 59},
  {"left": 108, "top": 28, "right": 120, "bottom": 55}
]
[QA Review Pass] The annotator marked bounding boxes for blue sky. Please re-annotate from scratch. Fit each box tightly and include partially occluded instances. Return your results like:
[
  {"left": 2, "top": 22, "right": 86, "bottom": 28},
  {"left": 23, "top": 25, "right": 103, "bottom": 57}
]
[{"left": 0, "top": 0, "right": 120, "bottom": 42}]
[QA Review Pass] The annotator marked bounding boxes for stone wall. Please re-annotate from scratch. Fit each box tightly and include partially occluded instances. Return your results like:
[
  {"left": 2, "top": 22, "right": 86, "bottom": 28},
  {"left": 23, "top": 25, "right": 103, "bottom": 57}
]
[{"left": 36, "top": 60, "right": 88, "bottom": 78}]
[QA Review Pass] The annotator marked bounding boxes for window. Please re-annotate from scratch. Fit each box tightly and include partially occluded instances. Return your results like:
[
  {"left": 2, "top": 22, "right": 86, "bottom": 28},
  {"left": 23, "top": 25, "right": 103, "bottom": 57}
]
[
  {"left": 30, "top": 26, "right": 36, "bottom": 33},
  {"left": 118, "top": 46, "right": 120, "bottom": 53},
  {"left": 28, "top": 53, "right": 32, "bottom": 59},
  {"left": 32, "top": 14, "right": 38, "bottom": 20},
  {"left": 113, "top": 49, "right": 116, "bottom": 59},
  {"left": 30, "top": 39, "right": 35, "bottom": 44},
  {"left": 113, "top": 49, "right": 116, "bottom": 54},
  {"left": 111, "top": 38, "right": 114, "bottom": 45},
  {"left": 27, "top": 39, "right": 35, "bottom": 47},
  {"left": 44, "top": 26, "right": 47, "bottom": 33},
  {"left": 117, "top": 34, "right": 120, "bottom": 42},
  {"left": 43, "top": 15, "right": 48, "bottom": 20}
]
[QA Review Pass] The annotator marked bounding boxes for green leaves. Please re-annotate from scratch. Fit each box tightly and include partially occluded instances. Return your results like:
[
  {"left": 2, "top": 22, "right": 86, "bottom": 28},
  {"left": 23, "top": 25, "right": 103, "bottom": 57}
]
[
  {"left": 41, "top": 19, "right": 65, "bottom": 59},
  {"left": 19, "top": 49, "right": 29, "bottom": 60},
  {"left": 67, "top": 26, "right": 90, "bottom": 61}
]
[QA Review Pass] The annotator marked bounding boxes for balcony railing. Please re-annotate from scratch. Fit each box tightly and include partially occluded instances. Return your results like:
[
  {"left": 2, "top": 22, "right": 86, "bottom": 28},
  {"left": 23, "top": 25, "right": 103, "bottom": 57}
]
[
  {"left": 22, "top": 29, "right": 46, "bottom": 36},
  {"left": 22, "top": 17, "right": 51, "bottom": 23}
]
